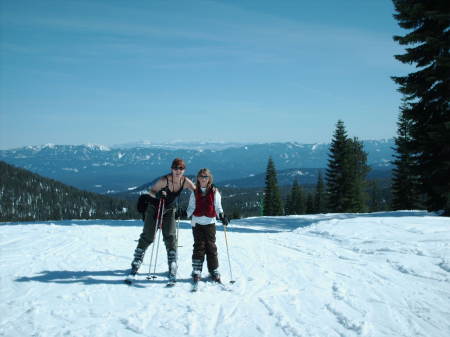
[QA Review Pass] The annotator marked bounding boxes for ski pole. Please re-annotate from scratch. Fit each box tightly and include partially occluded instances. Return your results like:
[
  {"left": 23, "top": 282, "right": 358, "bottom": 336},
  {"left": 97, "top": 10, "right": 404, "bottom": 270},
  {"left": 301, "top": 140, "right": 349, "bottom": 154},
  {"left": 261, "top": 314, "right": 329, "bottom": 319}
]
[
  {"left": 147, "top": 198, "right": 164, "bottom": 279},
  {"left": 151, "top": 198, "right": 165, "bottom": 278},
  {"left": 223, "top": 225, "right": 236, "bottom": 284}
]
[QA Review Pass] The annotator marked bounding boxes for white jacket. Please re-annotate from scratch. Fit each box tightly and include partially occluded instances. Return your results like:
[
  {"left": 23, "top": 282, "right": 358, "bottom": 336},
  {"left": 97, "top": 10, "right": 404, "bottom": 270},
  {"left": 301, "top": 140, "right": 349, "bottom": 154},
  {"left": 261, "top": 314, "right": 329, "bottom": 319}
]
[{"left": 186, "top": 187, "right": 223, "bottom": 226}]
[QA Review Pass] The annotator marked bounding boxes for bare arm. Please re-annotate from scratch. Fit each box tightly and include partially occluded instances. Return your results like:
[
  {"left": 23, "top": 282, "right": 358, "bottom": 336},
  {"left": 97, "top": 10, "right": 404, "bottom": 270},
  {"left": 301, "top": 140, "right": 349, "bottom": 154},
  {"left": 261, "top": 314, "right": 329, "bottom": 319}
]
[
  {"left": 184, "top": 177, "right": 196, "bottom": 191},
  {"left": 148, "top": 177, "right": 166, "bottom": 198}
]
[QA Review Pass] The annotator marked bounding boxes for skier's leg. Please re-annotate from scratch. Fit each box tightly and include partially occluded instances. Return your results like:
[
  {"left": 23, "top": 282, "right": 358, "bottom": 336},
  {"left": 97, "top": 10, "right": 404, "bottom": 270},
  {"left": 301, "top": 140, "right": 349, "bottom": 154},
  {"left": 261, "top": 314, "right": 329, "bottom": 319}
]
[
  {"left": 191, "top": 224, "right": 206, "bottom": 279},
  {"left": 131, "top": 204, "right": 157, "bottom": 273},
  {"left": 162, "top": 208, "right": 177, "bottom": 277},
  {"left": 205, "top": 224, "right": 220, "bottom": 281}
]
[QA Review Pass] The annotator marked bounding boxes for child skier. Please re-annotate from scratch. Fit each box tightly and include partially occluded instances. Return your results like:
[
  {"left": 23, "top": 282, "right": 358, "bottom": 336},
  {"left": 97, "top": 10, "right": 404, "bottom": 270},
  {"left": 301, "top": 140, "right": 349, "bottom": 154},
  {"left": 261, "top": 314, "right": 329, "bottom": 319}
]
[{"left": 187, "top": 168, "right": 229, "bottom": 284}]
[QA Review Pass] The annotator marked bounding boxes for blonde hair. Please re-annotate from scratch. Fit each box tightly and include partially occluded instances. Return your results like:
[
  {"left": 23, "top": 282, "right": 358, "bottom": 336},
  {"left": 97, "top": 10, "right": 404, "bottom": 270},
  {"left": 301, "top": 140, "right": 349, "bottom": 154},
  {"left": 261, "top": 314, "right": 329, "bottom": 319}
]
[{"left": 196, "top": 168, "right": 214, "bottom": 191}]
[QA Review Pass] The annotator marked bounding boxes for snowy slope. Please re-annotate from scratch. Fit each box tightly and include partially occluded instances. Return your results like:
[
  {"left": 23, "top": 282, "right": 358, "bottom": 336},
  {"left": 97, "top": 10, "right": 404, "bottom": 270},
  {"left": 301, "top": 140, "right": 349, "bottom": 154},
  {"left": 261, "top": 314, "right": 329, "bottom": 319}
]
[{"left": 1, "top": 211, "right": 449, "bottom": 337}]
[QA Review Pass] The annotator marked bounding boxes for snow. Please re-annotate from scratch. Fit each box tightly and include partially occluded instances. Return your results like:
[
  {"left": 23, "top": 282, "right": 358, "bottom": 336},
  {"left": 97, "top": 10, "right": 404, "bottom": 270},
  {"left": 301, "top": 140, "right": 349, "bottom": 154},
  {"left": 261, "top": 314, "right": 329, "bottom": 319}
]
[{"left": 1, "top": 211, "right": 449, "bottom": 337}]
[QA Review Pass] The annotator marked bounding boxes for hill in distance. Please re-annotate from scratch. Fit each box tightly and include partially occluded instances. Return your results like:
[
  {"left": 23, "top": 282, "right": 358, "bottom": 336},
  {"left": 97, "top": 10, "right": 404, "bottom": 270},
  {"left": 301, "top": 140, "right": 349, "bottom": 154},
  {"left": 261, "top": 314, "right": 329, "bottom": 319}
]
[{"left": 0, "top": 161, "right": 138, "bottom": 222}]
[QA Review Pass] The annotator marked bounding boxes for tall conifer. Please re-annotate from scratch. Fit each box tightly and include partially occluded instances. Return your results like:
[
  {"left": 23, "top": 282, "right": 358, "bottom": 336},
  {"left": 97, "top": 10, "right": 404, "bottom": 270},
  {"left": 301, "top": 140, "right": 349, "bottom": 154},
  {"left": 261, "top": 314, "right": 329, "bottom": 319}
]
[
  {"left": 263, "top": 157, "right": 284, "bottom": 216},
  {"left": 326, "top": 121, "right": 369, "bottom": 213},
  {"left": 391, "top": 108, "right": 422, "bottom": 210},
  {"left": 392, "top": 0, "right": 450, "bottom": 214},
  {"left": 326, "top": 120, "right": 349, "bottom": 212}
]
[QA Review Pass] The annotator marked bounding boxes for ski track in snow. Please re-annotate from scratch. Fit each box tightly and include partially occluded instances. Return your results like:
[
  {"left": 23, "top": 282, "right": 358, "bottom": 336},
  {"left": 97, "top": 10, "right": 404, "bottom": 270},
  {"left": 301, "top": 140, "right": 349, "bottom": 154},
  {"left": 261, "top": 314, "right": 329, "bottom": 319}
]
[{"left": 1, "top": 211, "right": 450, "bottom": 337}]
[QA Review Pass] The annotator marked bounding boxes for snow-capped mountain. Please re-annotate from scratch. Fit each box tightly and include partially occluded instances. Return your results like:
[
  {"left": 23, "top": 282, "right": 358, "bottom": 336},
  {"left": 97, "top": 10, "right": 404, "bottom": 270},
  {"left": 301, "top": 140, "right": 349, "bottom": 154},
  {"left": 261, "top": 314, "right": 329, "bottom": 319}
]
[
  {"left": 0, "top": 140, "right": 394, "bottom": 194},
  {"left": 110, "top": 140, "right": 250, "bottom": 151}
]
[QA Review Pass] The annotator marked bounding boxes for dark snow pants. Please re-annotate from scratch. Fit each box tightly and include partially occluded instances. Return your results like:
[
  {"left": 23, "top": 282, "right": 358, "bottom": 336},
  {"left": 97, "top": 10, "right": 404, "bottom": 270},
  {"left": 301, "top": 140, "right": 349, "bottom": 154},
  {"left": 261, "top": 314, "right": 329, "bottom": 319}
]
[
  {"left": 136, "top": 203, "right": 177, "bottom": 253},
  {"left": 192, "top": 223, "right": 218, "bottom": 273}
]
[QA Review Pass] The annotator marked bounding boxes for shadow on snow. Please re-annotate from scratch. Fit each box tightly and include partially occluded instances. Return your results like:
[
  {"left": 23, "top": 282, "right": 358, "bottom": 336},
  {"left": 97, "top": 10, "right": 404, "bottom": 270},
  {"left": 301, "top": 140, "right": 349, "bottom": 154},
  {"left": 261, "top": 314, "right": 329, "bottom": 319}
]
[{"left": 15, "top": 269, "right": 193, "bottom": 287}]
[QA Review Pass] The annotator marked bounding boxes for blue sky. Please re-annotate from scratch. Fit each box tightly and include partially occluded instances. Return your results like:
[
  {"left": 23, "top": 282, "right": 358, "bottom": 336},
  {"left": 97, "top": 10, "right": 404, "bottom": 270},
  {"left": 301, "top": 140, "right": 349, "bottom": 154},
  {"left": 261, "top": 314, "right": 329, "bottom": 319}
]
[{"left": 0, "top": 0, "right": 410, "bottom": 149}]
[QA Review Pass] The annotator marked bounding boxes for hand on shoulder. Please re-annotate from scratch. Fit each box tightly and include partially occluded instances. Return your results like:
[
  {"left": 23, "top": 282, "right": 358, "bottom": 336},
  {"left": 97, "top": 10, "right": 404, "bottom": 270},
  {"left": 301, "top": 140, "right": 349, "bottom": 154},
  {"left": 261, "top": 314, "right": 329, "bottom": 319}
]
[{"left": 185, "top": 177, "right": 196, "bottom": 191}]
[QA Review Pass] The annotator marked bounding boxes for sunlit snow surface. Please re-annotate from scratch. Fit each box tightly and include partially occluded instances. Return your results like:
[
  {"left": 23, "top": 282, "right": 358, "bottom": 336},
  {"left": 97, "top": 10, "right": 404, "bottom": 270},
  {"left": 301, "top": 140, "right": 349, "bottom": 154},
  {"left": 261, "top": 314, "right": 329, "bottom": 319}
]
[{"left": 1, "top": 211, "right": 449, "bottom": 337}]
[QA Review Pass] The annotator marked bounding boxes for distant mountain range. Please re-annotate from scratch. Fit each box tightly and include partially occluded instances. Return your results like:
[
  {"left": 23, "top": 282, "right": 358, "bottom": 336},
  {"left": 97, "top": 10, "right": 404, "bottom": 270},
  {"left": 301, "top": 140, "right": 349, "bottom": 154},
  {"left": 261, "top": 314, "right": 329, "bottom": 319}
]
[{"left": 0, "top": 140, "right": 394, "bottom": 194}]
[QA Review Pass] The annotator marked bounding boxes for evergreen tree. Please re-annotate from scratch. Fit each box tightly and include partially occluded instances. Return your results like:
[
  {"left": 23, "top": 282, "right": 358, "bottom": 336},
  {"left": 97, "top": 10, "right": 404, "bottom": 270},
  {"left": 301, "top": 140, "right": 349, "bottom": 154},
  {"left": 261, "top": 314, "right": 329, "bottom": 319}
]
[
  {"left": 314, "top": 171, "right": 327, "bottom": 213},
  {"left": 305, "top": 193, "right": 315, "bottom": 214},
  {"left": 326, "top": 120, "right": 349, "bottom": 212},
  {"left": 263, "top": 157, "right": 284, "bottom": 216},
  {"left": 368, "top": 181, "right": 384, "bottom": 212},
  {"left": 392, "top": 0, "right": 450, "bottom": 214},
  {"left": 326, "top": 121, "right": 369, "bottom": 213},
  {"left": 285, "top": 179, "right": 305, "bottom": 215},
  {"left": 391, "top": 108, "right": 422, "bottom": 210},
  {"left": 342, "top": 137, "right": 370, "bottom": 213},
  {"left": 285, "top": 192, "right": 293, "bottom": 215}
]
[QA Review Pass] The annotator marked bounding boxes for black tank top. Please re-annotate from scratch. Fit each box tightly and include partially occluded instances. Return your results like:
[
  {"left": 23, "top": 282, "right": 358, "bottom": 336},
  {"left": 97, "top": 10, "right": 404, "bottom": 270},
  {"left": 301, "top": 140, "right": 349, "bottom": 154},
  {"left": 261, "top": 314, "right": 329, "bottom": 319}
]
[
  {"left": 150, "top": 175, "right": 185, "bottom": 209},
  {"left": 164, "top": 175, "right": 185, "bottom": 207}
]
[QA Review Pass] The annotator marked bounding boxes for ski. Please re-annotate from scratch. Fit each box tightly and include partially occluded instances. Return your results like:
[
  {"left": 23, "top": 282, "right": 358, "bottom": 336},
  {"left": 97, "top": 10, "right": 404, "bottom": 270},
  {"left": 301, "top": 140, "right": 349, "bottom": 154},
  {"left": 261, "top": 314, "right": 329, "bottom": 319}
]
[
  {"left": 215, "top": 281, "right": 231, "bottom": 292},
  {"left": 208, "top": 279, "right": 231, "bottom": 292},
  {"left": 166, "top": 275, "right": 176, "bottom": 287}
]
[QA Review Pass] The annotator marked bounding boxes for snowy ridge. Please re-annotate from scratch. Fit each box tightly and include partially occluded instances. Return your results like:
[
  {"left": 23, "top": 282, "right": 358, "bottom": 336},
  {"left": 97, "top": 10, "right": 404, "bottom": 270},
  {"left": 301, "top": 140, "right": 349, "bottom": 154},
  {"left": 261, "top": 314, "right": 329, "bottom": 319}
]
[{"left": 1, "top": 211, "right": 449, "bottom": 337}]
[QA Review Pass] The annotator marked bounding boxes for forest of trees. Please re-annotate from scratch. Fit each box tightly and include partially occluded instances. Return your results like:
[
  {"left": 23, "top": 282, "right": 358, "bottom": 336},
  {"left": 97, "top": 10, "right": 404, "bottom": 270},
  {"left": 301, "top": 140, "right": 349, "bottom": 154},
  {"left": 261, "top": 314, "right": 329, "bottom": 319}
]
[
  {"left": 262, "top": 120, "right": 386, "bottom": 216},
  {"left": 0, "top": 161, "right": 138, "bottom": 221}
]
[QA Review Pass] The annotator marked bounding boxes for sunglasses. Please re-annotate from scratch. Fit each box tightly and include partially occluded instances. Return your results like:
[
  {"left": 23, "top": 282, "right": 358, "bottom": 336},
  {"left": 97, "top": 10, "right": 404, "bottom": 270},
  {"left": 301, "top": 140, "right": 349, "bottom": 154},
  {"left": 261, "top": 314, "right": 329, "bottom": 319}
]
[
  {"left": 172, "top": 166, "right": 185, "bottom": 170},
  {"left": 199, "top": 175, "right": 209, "bottom": 179}
]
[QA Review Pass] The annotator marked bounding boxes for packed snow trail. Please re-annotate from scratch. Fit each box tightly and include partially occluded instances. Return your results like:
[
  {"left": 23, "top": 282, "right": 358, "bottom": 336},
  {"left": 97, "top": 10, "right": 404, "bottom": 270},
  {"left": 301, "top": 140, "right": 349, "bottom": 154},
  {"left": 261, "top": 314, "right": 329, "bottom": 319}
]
[{"left": 1, "top": 211, "right": 449, "bottom": 337}]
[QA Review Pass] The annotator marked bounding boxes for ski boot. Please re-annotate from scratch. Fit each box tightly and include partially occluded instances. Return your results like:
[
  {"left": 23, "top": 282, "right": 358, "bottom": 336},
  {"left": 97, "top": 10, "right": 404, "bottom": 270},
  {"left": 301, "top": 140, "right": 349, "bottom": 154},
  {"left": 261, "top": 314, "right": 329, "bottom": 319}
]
[
  {"left": 210, "top": 269, "right": 221, "bottom": 283},
  {"left": 167, "top": 250, "right": 177, "bottom": 286},
  {"left": 125, "top": 247, "right": 145, "bottom": 284}
]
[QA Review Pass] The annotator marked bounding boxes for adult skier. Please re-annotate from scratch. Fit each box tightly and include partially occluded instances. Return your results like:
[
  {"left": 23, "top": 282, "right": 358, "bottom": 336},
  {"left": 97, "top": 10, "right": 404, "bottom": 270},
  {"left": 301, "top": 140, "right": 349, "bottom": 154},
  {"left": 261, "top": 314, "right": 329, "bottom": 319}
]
[
  {"left": 126, "top": 158, "right": 195, "bottom": 284},
  {"left": 187, "top": 168, "right": 229, "bottom": 287}
]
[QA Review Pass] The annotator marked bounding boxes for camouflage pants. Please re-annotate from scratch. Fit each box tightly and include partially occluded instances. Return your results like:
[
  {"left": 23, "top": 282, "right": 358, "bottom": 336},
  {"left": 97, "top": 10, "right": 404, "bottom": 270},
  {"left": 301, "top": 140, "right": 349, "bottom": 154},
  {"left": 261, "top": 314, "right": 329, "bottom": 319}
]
[{"left": 136, "top": 202, "right": 177, "bottom": 253}]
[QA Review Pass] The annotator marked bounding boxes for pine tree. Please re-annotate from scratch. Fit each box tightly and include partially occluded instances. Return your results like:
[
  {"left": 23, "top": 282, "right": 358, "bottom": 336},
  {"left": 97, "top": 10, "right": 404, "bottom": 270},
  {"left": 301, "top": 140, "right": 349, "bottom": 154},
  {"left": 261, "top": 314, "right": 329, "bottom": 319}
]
[
  {"left": 263, "top": 157, "right": 284, "bottom": 216},
  {"left": 293, "top": 180, "right": 305, "bottom": 214},
  {"left": 342, "top": 137, "right": 370, "bottom": 213},
  {"left": 314, "top": 171, "right": 327, "bottom": 213},
  {"left": 285, "top": 192, "right": 293, "bottom": 215},
  {"left": 305, "top": 193, "right": 315, "bottom": 214},
  {"left": 326, "top": 120, "right": 349, "bottom": 212},
  {"left": 326, "top": 121, "right": 369, "bottom": 213},
  {"left": 392, "top": 0, "right": 450, "bottom": 214},
  {"left": 285, "top": 179, "right": 305, "bottom": 215},
  {"left": 391, "top": 108, "right": 422, "bottom": 210}
]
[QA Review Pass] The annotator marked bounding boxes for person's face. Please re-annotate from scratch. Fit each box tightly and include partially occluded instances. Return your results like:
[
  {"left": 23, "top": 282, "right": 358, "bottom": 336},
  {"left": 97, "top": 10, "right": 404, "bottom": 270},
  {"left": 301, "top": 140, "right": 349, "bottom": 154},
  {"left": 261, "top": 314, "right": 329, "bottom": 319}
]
[
  {"left": 198, "top": 174, "right": 209, "bottom": 187},
  {"left": 172, "top": 166, "right": 185, "bottom": 177}
]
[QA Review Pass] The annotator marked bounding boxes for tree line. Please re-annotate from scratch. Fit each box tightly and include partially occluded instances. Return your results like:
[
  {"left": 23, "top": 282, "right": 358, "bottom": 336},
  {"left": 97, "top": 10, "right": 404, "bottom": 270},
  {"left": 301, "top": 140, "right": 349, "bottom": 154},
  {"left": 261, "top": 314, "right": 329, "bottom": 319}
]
[{"left": 262, "top": 120, "right": 376, "bottom": 216}]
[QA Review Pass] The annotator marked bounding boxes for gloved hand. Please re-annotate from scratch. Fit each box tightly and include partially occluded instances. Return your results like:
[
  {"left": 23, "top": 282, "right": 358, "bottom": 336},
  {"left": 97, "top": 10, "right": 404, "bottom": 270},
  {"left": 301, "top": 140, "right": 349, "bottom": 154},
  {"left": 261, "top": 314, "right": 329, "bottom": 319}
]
[
  {"left": 219, "top": 213, "right": 229, "bottom": 226},
  {"left": 155, "top": 188, "right": 168, "bottom": 199}
]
